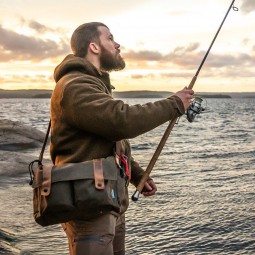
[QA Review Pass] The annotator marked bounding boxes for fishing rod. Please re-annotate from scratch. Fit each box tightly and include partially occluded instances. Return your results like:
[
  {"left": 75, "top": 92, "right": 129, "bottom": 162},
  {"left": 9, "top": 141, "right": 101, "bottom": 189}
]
[{"left": 132, "top": 0, "right": 238, "bottom": 202}]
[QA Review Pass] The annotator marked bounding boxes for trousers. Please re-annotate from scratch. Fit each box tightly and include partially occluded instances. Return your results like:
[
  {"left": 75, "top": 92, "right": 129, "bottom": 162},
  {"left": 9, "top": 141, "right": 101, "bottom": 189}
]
[{"left": 61, "top": 213, "right": 125, "bottom": 255}]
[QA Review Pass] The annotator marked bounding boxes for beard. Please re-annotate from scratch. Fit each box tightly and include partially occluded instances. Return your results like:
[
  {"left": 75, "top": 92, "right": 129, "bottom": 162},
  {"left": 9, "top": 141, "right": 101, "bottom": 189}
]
[{"left": 99, "top": 44, "right": 126, "bottom": 72}]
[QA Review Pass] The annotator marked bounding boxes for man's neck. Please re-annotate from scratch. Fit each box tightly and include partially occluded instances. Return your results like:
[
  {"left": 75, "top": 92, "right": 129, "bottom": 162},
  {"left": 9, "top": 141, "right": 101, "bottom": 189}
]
[{"left": 85, "top": 54, "right": 101, "bottom": 73}]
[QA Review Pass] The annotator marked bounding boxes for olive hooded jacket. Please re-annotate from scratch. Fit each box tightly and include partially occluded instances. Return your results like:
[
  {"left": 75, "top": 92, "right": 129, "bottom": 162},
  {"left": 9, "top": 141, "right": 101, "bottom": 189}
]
[{"left": 50, "top": 54, "right": 185, "bottom": 213}]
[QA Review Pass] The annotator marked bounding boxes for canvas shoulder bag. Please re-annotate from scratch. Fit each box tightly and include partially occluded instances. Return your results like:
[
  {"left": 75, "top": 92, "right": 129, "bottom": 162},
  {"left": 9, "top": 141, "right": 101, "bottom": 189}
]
[{"left": 28, "top": 120, "right": 128, "bottom": 226}]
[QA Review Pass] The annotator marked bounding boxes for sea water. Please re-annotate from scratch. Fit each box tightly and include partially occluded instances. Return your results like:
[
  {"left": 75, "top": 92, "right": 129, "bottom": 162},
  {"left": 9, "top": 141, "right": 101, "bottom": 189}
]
[{"left": 0, "top": 97, "right": 254, "bottom": 255}]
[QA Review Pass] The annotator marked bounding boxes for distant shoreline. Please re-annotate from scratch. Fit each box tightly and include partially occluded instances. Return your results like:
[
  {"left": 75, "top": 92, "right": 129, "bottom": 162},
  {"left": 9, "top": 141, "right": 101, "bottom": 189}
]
[{"left": 0, "top": 89, "right": 255, "bottom": 98}]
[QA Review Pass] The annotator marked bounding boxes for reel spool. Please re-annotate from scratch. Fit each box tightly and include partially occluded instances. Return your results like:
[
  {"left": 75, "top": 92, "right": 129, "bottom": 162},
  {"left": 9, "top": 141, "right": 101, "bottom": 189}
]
[{"left": 186, "top": 96, "right": 205, "bottom": 122}]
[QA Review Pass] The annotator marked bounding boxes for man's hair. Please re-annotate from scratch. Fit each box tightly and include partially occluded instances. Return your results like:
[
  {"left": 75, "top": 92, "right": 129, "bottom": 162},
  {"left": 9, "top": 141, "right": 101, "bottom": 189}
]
[{"left": 70, "top": 22, "right": 108, "bottom": 57}]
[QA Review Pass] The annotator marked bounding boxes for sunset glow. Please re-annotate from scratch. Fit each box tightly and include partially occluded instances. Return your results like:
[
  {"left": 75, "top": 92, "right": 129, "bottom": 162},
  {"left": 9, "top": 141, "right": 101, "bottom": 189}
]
[{"left": 0, "top": 0, "right": 254, "bottom": 92}]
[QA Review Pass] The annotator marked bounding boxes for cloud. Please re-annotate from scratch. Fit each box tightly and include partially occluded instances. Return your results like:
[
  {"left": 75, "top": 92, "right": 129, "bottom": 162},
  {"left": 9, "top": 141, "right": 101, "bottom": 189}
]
[
  {"left": 165, "top": 51, "right": 254, "bottom": 69},
  {"left": 173, "top": 43, "right": 200, "bottom": 54},
  {"left": 123, "top": 50, "right": 163, "bottom": 61},
  {"left": 19, "top": 17, "right": 50, "bottom": 33},
  {"left": 28, "top": 20, "right": 52, "bottom": 33},
  {"left": 131, "top": 74, "right": 145, "bottom": 79},
  {"left": 160, "top": 72, "right": 192, "bottom": 78},
  {"left": 240, "top": 0, "right": 255, "bottom": 13},
  {"left": 123, "top": 41, "right": 255, "bottom": 71},
  {"left": 0, "top": 25, "right": 69, "bottom": 62},
  {"left": 164, "top": 43, "right": 202, "bottom": 68},
  {"left": 205, "top": 52, "right": 254, "bottom": 68},
  {"left": 19, "top": 17, "right": 67, "bottom": 35},
  {"left": 131, "top": 73, "right": 155, "bottom": 79},
  {"left": 123, "top": 43, "right": 203, "bottom": 68},
  {"left": 0, "top": 73, "right": 52, "bottom": 85}
]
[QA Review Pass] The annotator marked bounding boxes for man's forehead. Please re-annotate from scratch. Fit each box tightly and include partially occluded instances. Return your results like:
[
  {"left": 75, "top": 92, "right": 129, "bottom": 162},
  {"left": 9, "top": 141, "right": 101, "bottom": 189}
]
[{"left": 98, "top": 26, "right": 112, "bottom": 37}]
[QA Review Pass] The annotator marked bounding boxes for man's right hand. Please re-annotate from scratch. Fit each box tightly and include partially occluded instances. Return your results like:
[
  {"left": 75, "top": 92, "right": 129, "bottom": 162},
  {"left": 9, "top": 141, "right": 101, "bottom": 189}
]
[{"left": 174, "top": 87, "right": 194, "bottom": 110}]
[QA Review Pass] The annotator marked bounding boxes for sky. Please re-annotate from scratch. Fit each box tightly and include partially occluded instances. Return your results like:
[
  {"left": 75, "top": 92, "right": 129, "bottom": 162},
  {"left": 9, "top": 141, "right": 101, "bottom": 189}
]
[{"left": 0, "top": 0, "right": 254, "bottom": 93}]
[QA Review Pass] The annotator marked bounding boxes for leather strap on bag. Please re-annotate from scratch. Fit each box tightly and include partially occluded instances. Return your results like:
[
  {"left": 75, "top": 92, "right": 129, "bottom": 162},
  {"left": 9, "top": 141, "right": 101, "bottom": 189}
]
[
  {"left": 93, "top": 159, "right": 105, "bottom": 190},
  {"left": 92, "top": 142, "right": 123, "bottom": 190},
  {"left": 41, "top": 165, "right": 52, "bottom": 196}
]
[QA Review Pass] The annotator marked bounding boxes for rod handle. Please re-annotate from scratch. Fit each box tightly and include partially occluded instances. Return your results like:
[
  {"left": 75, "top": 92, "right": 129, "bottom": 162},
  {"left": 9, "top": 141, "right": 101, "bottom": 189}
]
[{"left": 188, "top": 76, "right": 197, "bottom": 90}]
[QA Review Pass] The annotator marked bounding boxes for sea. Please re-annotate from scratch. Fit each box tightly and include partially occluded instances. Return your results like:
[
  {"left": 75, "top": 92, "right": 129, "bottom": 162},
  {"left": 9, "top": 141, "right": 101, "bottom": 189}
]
[{"left": 0, "top": 97, "right": 254, "bottom": 255}]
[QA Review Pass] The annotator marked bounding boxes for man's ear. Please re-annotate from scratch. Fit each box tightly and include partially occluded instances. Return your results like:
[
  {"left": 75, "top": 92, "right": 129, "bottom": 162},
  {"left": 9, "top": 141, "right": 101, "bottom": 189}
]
[{"left": 89, "top": 42, "right": 100, "bottom": 54}]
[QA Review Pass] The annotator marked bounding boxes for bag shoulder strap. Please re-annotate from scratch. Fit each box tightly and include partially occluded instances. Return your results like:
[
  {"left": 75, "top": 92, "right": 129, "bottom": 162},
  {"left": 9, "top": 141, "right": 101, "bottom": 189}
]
[{"left": 39, "top": 120, "right": 51, "bottom": 162}]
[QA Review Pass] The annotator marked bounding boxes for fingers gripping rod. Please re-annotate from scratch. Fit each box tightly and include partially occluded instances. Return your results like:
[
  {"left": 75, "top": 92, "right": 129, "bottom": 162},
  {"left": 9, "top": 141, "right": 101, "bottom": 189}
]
[{"left": 132, "top": 0, "right": 238, "bottom": 202}]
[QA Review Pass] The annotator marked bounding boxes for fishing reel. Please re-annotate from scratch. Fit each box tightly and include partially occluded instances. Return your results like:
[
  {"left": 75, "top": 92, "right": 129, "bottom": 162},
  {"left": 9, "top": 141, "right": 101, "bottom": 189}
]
[{"left": 186, "top": 96, "right": 205, "bottom": 122}]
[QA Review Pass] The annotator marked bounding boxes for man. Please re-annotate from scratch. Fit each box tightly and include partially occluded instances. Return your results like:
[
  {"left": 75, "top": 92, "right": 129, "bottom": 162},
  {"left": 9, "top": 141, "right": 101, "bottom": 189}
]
[{"left": 50, "top": 22, "right": 194, "bottom": 255}]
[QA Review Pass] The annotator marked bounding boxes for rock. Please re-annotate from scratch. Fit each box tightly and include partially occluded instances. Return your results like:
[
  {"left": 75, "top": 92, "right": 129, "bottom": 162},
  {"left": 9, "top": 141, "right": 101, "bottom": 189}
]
[
  {"left": 0, "top": 119, "right": 51, "bottom": 177},
  {"left": 0, "top": 151, "right": 51, "bottom": 177},
  {"left": 0, "top": 119, "right": 46, "bottom": 151}
]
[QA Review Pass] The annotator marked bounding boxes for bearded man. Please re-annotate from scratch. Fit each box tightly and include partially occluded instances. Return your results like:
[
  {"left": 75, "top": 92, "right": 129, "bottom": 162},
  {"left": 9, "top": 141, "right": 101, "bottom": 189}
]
[{"left": 50, "top": 22, "right": 194, "bottom": 255}]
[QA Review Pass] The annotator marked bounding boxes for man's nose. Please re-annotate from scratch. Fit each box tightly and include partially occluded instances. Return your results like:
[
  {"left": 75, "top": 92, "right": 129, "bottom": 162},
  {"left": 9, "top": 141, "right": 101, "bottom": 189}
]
[{"left": 115, "top": 42, "right": 120, "bottom": 49}]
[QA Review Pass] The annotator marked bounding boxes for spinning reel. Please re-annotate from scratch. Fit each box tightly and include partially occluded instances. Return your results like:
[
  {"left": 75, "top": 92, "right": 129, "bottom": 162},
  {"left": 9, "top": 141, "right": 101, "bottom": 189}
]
[{"left": 186, "top": 96, "right": 206, "bottom": 122}]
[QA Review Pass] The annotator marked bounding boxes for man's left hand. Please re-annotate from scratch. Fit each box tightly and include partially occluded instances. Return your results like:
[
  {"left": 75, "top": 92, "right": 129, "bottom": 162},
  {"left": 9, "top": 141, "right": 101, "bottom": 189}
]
[{"left": 142, "top": 179, "right": 157, "bottom": 196}]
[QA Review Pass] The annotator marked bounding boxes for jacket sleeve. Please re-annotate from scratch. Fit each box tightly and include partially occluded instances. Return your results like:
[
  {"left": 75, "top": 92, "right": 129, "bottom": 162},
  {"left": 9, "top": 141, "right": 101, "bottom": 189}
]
[
  {"left": 61, "top": 74, "right": 185, "bottom": 141},
  {"left": 130, "top": 158, "right": 146, "bottom": 187}
]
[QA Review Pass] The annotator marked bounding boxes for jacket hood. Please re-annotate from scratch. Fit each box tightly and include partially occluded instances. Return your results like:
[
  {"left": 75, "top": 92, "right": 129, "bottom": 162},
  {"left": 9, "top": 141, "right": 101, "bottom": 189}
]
[{"left": 54, "top": 54, "right": 103, "bottom": 82}]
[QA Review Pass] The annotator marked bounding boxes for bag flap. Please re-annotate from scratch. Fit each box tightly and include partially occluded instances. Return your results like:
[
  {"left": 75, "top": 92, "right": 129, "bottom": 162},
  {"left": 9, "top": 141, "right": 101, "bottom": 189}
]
[{"left": 32, "top": 156, "right": 118, "bottom": 188}]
